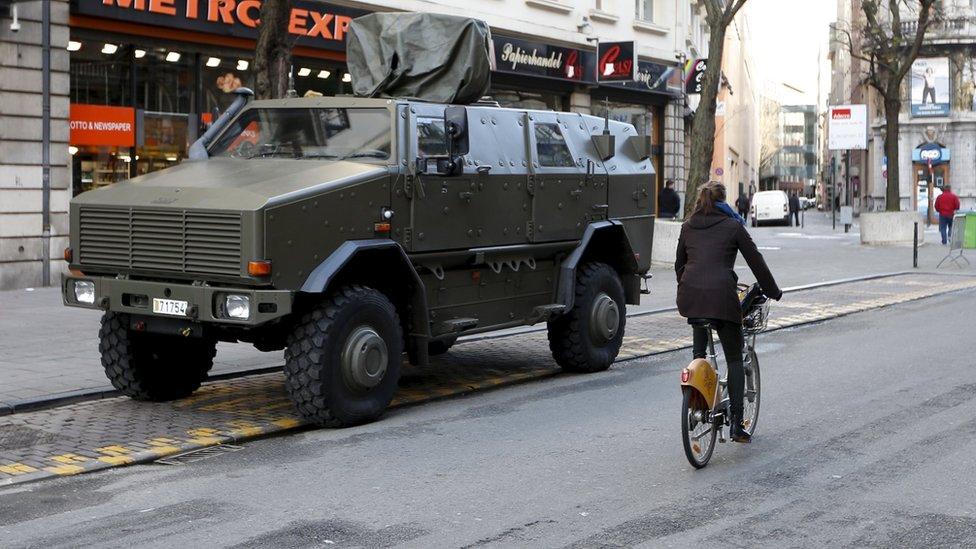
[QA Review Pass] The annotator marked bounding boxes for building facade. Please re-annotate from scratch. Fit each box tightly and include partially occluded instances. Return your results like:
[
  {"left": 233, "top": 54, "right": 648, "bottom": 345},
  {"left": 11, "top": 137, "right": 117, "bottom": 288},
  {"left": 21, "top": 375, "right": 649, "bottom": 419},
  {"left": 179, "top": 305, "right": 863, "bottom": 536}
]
[
  {"left": 762, "top": 104, "right": 818, "bottom": 195},
  {"left": 829, "top": 0, "right": 976, "bottom": 215},
  {"left": 0, "top": 0, "right": 757, "bottom": 289},
  {"left": 709, "top": 6, "right": 760, "bottom": 205}
]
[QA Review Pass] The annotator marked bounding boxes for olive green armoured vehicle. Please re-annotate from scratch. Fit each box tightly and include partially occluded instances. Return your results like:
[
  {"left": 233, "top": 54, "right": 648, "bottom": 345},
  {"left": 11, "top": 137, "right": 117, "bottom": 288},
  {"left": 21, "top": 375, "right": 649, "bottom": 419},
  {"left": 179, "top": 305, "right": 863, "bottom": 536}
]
[{"left": 62, "top": 89, "right": 656, "bottom": 426}]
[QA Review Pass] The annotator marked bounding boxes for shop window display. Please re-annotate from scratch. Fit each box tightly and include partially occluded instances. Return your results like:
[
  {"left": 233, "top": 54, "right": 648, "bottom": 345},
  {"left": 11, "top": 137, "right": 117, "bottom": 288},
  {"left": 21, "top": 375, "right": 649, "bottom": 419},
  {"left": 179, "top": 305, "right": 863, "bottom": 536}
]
[{"left": 68, "top": 33, "right": 352, "bottom": 196}]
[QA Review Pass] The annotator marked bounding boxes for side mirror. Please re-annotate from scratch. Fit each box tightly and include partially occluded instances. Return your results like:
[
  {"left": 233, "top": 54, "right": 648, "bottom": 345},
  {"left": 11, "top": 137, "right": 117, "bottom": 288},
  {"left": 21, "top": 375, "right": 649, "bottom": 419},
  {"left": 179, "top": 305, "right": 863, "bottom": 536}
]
[{"left": 445, "top": 106, "right": 469, "bottom": 156}]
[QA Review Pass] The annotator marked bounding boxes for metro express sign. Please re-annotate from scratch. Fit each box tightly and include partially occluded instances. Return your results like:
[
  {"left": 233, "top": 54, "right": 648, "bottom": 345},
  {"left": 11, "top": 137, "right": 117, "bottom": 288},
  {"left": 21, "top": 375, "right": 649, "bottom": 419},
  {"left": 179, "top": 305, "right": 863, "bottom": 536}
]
[{"left": 74, "top": 0, "right": 368, "bottom": 51}]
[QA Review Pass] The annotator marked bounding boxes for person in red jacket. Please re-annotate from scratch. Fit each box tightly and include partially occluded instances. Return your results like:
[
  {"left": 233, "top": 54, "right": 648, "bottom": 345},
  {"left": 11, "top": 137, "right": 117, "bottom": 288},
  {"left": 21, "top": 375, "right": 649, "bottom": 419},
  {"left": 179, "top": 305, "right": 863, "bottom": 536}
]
[{"left": 934, "top": 185, "right": 961, "bottom": 245}]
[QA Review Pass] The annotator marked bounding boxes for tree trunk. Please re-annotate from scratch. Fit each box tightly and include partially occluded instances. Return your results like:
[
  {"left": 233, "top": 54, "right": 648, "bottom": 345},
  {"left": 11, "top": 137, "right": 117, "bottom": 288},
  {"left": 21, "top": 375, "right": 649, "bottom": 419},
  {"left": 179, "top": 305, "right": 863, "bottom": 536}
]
[
  {"left": 883, "top": 96, "right": 902, "bottom": 212},
  {"left": 254, "top": 0, "right": 293, "bottom": 100},
  {"left": 685, "top": 17, "right": 730, "bottom": 218}
]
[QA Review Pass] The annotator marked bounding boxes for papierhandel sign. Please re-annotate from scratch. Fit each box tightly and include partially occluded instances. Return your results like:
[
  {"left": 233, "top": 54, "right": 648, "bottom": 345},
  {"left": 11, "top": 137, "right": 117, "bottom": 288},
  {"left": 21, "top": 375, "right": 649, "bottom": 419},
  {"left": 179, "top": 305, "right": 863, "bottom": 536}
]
[{"left": 73, "top": 0, "right": 368, "bottom": 51}]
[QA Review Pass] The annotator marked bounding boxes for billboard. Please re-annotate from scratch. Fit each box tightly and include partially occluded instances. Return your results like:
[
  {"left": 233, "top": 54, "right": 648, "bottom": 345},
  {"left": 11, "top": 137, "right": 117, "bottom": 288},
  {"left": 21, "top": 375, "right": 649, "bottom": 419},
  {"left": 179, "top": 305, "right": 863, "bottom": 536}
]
[
  {"left": 828, "top": 105, "right": 867, "bottom": 150},
  {"left": 910, "top": 58, "right": 951, "bottom": 117}
]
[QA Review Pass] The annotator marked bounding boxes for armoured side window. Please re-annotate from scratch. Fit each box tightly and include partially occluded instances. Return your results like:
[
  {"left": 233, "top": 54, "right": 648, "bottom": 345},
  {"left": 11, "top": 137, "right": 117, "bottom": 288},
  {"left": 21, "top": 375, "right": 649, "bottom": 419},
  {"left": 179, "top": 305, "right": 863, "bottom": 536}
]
[
  {"left": 417, "top": 117, "right": 448, "bottom": 157},
  {"left": 534, "top": 123, "right": 575, "bottom": 168}
]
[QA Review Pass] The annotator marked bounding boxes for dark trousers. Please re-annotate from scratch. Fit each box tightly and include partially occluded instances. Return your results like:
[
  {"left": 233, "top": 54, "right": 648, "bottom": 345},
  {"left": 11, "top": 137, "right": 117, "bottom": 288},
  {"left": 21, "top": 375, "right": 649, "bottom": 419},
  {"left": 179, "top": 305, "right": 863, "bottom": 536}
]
[
  {"left": 692, "top": 320, "right": 745, "bottom": 418},
  {"left": 790, "top": 210, "right": 800, "bottom": 226},
  {"left": 939, "top": 214, "right": 954, "bottom": 245},
  {"left": 923, "top": 86, "right": 936, "bottom": 104}
]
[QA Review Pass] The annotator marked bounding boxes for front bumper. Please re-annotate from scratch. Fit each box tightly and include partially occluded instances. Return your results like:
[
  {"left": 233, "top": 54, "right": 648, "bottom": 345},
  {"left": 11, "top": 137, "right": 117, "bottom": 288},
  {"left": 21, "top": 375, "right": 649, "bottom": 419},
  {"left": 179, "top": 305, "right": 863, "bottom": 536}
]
[{"left": 62, "top": 274, "right": 293, "bottom": 327}]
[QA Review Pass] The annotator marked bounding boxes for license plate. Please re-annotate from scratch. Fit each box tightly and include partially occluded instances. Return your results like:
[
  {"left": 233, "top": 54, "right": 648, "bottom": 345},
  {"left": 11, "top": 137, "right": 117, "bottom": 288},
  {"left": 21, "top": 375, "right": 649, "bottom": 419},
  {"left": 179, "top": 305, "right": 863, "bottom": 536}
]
[{"left": 152, "top": 298, "right": 188, "bottom": 317}]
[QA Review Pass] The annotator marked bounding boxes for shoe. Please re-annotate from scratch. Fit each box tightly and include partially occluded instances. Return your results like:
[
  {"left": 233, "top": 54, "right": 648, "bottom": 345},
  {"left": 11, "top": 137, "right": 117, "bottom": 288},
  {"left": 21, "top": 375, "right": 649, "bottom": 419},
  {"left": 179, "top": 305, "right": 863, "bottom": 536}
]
[{"left": 730, "top": 416, "right": 752, "bottom": 444}]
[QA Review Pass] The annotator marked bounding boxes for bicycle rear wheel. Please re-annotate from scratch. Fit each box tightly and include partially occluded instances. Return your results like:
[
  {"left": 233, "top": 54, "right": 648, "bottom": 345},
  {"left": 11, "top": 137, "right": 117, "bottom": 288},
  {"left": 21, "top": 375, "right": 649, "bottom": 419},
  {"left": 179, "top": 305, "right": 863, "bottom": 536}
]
[
  {"left": 742, "top": 348, "right": 761, "bottom": 436},
  {"left": 681, "top": 387, "right": 717, "bottom": 468}
]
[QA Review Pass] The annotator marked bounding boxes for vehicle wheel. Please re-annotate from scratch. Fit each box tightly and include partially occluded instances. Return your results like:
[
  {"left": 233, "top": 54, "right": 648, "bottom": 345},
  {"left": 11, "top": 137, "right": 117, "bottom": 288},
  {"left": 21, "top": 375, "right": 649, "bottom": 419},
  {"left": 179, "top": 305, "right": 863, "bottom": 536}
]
[
  {"left": 742, "top": 347, "right": 761, "bottom": 436},
  {"left": 547, "top": 262, "right": 626, "bottom": 373},
  {"left": 99, "top": 312, "right": 216, "bottom": 401},
  {"left": 682, "top": 387, "right": 717, "bottom": 469},
  {"left": 428, "top": 336, "right": 457, "bottom": 356},
  {"left": 284, "top": 285, "right": 403, "bottom": 427}
]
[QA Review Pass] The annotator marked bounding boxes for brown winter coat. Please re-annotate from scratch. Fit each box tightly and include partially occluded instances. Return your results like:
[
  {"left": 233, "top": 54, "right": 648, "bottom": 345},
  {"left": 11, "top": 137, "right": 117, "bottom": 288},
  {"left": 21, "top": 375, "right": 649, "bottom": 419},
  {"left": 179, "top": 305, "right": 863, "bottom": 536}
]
[{"left": 675, "top": 213, "right": 782, "bottom": 323}]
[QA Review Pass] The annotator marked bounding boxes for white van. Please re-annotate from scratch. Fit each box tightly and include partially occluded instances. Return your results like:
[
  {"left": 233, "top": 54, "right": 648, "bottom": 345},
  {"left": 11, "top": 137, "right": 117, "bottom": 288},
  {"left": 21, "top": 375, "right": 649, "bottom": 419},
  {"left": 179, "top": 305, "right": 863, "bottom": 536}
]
[{"left": 750, "top": 190, "right": 790, "bottom": 226}]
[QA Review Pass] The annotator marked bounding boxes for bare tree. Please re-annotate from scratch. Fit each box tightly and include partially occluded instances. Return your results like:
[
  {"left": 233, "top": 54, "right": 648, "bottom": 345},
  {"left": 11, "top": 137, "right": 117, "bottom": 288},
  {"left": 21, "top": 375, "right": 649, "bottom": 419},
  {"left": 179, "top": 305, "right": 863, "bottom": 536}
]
[
  {"left": 758, "top": 96, "right": 782, "bottom": 181},
  {"left": 254, "top": 0, "right": 294, "bottom": 100},
  {"left": 685, "top": 0, "right": 749, "bottom": 217},
  {"left": 837, "top": 0, "right": 938, "bottom": 212}
]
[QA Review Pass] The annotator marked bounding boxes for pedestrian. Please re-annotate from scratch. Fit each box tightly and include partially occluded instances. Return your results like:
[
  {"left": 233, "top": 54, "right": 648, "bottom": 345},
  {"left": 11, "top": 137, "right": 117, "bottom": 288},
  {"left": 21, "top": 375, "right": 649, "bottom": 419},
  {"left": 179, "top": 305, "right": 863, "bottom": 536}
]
[
  {"left": 934, "top": 184, "right": 961, "bottom": 245},
  {"left": 674, "top": 181, "right": 782, "bottom": 443},
  {"left": 788, "top": 191, "right": 801, "bottom": 227},
  {"left": 659, "top": 179, "right": 680, "bottom": 219},
  {"left": 735, "top": 192, "right": 750, "bottom": 219}
]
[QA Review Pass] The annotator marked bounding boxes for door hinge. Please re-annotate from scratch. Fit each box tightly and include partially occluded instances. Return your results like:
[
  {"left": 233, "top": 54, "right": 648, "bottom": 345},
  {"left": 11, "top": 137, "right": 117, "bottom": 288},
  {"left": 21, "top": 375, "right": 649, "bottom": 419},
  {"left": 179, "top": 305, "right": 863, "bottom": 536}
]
[
  {"left": 526, "top": 174, "right": 536, "bottom": 196},
  {"left": 525, "top": 220, "right": 534, "bottom": 240}
]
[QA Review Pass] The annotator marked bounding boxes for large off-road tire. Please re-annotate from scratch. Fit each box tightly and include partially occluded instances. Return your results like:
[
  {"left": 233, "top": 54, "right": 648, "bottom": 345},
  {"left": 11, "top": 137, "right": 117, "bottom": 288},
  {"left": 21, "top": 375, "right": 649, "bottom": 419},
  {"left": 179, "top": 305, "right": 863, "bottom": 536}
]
[
  {"left": 284, "top": 285, "right": 403, "bottom": 427},
  {"left": 99, "top": 312, "right": 216, "bottom": 401},
  {"left": 547, "top": 262, "right": 626, "bottom": 373}
]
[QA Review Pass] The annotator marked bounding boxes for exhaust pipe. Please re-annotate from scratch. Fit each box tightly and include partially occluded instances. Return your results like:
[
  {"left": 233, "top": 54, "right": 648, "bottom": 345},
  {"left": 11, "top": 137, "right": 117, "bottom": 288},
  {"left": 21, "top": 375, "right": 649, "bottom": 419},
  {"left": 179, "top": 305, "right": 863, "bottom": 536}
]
[{"left": 187, "top": 87, "right": 254, "bottom": 161}]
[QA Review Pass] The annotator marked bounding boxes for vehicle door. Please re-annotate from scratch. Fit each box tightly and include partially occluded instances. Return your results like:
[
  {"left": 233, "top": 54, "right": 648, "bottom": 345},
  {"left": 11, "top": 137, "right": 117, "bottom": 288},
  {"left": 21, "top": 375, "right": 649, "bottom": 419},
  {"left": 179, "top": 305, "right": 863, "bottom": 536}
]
[
  {"left": 404, "top": 105, "right": 528, "bottom": 252},
  {"left": 527, "top": 112, "right": 602, "bottom": 242}
]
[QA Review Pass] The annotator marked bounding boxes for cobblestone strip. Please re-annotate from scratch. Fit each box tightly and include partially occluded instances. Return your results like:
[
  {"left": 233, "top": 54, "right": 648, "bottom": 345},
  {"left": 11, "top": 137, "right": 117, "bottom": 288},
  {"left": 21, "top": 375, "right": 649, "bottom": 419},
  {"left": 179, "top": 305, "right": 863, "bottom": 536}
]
[{"left": 1, "top": 273, "right": 974, "bottom": 487}]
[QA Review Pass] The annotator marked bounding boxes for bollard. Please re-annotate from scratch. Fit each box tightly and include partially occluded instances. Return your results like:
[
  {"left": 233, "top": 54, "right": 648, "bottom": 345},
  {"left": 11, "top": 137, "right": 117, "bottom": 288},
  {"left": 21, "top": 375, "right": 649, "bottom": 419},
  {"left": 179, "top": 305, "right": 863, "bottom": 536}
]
[{"left": 913, "top": 222, "right": 918, "bottom": 269}]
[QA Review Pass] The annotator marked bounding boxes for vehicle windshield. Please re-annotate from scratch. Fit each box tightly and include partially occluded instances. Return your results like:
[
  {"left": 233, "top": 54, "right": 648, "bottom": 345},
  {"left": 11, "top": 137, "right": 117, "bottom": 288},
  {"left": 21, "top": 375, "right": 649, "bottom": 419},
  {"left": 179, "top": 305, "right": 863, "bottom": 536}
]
[{"left": 208, "top": 107, "right": 392, "bottom": 161}]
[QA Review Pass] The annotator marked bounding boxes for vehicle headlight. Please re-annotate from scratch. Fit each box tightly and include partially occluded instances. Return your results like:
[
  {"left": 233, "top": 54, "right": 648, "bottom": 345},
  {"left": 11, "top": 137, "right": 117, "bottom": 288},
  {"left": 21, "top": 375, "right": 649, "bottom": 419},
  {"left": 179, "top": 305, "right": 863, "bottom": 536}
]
[
  {"left": 73, "top": 280, "right": 95, "bottom": 304},
  {"left": 224, "top": 294, "right": 250, "bottom": 320}
]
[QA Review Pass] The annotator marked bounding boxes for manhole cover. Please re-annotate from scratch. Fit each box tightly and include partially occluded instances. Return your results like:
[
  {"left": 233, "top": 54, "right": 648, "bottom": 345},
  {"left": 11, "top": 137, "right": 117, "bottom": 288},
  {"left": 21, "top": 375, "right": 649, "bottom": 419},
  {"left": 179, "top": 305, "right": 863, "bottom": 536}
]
[{"left": 0, "top": 424, "right": 62, "bottom": 451}]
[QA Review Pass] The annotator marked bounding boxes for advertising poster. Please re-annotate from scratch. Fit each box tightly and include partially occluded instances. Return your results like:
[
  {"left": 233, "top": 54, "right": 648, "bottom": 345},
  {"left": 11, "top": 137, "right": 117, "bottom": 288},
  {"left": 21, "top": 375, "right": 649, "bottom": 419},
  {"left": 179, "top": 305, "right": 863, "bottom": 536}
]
[{"left": 910, "top": 58, "right": 950, "bottom": 117}]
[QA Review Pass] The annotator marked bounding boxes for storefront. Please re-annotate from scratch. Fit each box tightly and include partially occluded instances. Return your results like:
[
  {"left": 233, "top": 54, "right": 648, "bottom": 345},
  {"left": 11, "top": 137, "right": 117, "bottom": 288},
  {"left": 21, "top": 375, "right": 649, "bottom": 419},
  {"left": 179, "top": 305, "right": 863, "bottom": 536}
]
[
  {"left": 591, "top": 59, "right": 682, "bottom": 214},
  {"left": 67, "top": 0, "right": 366, "bottom": 195},
  {"left": 489, "top": 34, "right": 597, "bottom": 111}
]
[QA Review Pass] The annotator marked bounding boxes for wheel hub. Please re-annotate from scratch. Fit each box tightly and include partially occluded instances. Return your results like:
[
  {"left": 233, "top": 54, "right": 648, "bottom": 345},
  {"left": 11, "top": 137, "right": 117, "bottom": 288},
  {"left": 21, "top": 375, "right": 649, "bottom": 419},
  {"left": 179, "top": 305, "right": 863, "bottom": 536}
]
[
  {"left": 589, "top": 292, "right": 620, "bottom": 343},
  {"left": 341, "top": 326, "right": 388, "bottom": 391}
]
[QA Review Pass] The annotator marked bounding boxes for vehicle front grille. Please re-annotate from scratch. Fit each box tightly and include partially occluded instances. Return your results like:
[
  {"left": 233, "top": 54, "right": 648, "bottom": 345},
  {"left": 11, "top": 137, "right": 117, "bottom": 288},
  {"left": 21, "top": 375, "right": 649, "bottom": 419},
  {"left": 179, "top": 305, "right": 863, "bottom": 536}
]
[{"left": 79, "top": 207, "right": 243, "bottom": 277}]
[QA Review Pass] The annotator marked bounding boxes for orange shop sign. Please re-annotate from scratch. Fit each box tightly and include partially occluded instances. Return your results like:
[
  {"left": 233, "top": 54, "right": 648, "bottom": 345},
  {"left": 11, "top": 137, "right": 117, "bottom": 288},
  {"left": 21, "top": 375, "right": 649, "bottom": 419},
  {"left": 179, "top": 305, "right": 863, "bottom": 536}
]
[{"left": 69, "top": 104, "right": 136, "bottom": 147}]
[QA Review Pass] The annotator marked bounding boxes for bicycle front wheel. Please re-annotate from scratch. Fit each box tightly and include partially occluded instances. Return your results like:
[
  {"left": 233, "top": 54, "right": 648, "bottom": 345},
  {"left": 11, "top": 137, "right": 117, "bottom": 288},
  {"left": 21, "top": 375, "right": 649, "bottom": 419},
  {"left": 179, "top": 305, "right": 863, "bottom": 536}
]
[
  {"left": 742, "top": 348, "right": 761, "bottom": 436},
  {"left": 681, "top": 387, "right": 717, "bottom": 468}
]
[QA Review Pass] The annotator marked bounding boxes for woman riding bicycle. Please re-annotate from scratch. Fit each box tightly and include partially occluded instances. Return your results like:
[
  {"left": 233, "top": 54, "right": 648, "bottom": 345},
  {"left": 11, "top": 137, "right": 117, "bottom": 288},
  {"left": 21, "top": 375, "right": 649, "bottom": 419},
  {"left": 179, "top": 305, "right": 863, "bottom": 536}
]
[{"left": 675, "top": 182, "right": 782, "bottom": 443}]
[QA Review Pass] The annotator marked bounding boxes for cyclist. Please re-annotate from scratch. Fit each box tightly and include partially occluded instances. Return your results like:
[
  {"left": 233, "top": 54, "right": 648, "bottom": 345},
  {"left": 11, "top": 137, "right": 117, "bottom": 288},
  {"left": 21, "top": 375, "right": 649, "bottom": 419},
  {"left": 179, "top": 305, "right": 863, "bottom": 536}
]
[{"left": 675, "top": 182, "right": 782, "bottom": 443}]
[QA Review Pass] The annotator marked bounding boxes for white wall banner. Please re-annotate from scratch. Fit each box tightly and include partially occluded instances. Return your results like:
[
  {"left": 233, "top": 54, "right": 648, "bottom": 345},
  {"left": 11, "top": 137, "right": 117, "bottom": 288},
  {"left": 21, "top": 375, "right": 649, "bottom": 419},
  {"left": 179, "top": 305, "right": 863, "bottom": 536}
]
[{"left": 828, "top": 104, "right": 867, "bottom": 150}]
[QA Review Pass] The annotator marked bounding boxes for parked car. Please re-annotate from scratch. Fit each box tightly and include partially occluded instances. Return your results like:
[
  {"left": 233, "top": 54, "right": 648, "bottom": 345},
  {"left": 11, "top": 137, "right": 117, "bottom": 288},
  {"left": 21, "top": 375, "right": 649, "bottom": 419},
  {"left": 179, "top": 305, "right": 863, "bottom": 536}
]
[
  {"left": 798, "top": 196, "right": 815, "bottom": 210},
  {"left": 750, "top": 190, "right": 790, "bottom": 226}
]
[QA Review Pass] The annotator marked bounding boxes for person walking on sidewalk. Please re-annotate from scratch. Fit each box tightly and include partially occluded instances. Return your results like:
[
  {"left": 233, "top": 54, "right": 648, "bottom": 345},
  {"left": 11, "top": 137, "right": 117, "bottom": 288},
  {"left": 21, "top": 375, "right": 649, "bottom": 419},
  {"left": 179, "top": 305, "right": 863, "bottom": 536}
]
[
  {"left": 674, "top": 181, "right": 781, "bottom": 443},
  {"left": 735, "top": 192, "right": 751, "bottom": 220},
  {"left": 934, "top": 185, "right": 961, "bottom": 245},
  {"left": 659, "top": 179, "right": 681, "bottom": 219},
  {"left": 788, "top": 191, "right": 801, "bottom": 227}
]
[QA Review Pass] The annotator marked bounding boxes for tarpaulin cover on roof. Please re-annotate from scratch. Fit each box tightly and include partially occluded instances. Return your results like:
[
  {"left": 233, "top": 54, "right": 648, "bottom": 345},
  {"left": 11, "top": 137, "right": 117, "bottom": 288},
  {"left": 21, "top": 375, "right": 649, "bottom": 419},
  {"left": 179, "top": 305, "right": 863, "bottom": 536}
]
[{"left": 346, "top": 13, "right": 493, "bottom": 105}]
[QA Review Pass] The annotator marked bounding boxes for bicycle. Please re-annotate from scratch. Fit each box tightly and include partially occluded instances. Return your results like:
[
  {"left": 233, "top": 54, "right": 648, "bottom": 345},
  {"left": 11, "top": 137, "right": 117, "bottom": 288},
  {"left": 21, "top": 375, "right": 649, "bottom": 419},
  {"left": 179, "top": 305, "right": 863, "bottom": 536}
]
[{"left": 679, "top": 283, "right": 770, "bottom": 468}]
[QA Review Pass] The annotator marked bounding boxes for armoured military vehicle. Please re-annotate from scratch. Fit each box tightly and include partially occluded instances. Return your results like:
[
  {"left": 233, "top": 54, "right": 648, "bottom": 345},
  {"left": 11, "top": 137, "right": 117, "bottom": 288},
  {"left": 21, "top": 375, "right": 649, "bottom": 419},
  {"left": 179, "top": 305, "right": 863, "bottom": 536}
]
[{"left": 62, "top": 14, "right": 656, "bottom": 427}]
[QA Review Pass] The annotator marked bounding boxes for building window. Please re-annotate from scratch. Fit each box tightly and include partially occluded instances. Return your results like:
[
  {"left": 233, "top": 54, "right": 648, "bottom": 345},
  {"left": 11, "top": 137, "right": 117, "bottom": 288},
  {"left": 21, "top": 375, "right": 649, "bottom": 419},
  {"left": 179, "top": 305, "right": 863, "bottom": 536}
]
[
  {"left": 534, "top": 123, "right": 575, "bottom": 167},
  {"left": 635, "top": 0, "right": 653, "bottom": 22},
  {"left": 595, "top": 0, "right": 613, "bottom": 10}
]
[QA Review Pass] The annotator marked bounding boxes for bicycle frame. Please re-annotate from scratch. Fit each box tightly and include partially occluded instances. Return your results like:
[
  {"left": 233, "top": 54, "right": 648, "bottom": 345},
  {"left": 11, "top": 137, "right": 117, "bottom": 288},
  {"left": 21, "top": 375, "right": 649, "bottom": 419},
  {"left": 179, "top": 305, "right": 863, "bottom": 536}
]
[{"left": 680, "top": 327, "right": 757, "bottom": 422}]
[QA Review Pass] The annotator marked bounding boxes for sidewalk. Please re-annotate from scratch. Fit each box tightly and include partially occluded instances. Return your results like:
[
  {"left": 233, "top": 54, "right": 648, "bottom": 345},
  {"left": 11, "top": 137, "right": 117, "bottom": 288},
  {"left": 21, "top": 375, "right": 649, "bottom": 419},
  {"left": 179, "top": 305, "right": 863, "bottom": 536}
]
[{"left": 0, "top": 210, "right": 970, "bottom": 408}]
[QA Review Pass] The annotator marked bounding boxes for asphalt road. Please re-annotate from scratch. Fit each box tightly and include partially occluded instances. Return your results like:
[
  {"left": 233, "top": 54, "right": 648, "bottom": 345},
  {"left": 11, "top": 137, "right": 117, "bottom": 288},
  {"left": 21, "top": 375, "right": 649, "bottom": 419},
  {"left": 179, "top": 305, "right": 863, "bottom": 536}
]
[{"left": 2, "top": 287, "right": 974, "bottom": 547}]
